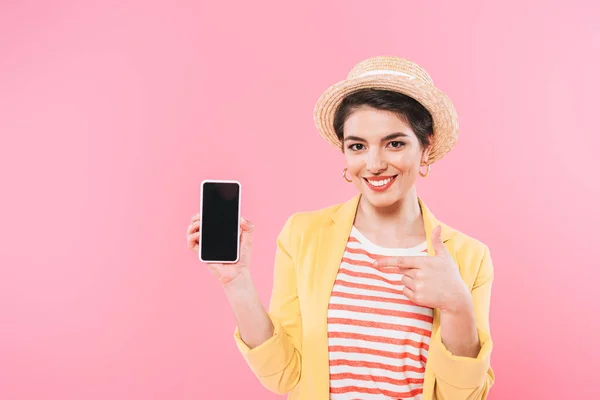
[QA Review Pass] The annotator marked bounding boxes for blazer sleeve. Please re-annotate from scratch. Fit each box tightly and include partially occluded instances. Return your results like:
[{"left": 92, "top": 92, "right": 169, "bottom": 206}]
[
  {"left": 428, "top": 244, "right": 495, "bottom": 399},
  {"left": 232, "top": 214, "right": 303, "bottom": 395}
]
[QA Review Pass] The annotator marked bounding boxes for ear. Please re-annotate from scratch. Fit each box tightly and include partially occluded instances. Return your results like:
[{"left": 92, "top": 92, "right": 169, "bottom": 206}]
[{"left": 421, "top": 144, "right": 432, "bottom": 165}]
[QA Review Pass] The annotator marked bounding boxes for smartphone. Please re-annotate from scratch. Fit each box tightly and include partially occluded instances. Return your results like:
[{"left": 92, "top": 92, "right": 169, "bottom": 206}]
[{"left": 199, "top": 180, "right": 242, "bottom": 263}]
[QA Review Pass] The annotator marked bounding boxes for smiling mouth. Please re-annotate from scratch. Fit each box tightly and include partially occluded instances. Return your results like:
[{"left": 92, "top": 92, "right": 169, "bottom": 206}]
[{"left": 363, "top": 175, "right": 398, "bottom": 188}]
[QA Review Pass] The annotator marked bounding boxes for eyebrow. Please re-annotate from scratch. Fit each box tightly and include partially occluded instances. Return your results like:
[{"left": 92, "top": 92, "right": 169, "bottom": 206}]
[{"left": 343, "top": 132, "right": 409, "bottom": 143}]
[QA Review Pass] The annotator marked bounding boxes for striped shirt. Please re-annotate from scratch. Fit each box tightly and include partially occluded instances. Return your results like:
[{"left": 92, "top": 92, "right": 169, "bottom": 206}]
[{"left": 327, "top": 226, "right": 433, "bottom": 400}]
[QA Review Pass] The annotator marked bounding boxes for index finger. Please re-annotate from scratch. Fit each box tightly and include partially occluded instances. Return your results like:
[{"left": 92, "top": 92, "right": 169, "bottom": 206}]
[{"left": 373, "top": 256, "right": 427, "bottom": 269}]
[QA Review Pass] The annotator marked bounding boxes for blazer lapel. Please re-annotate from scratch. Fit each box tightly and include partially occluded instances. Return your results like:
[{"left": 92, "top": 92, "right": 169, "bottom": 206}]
[
  {"left": 311, "top": 194, "right": 360, "bottom": 398},
  {"left": 316, "top": 193, "right": 361, "bottom": 312}
]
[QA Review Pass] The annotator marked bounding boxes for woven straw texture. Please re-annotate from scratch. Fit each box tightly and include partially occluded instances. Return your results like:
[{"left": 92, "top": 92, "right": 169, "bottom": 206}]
[{"left": 313, "top": 56, "right": 459, "bottom": 164}]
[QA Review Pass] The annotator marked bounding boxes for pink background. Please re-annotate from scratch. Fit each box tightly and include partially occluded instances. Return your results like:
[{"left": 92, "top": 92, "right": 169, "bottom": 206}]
[{"left": 1, "top": 0, "right": 599, "bottom": 399}]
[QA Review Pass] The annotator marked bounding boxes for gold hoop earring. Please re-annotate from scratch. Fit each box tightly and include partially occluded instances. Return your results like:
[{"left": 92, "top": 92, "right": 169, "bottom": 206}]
[
  {"left": 342, "top": 168, "right": 352, "bottom": 182},
  {"left": 419, "top": 164, "right": 430, "bottom": 178}
]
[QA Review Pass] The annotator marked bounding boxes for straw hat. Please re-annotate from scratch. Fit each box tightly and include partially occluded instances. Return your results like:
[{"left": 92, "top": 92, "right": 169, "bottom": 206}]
[{"left": 313, "top": 56, "right": 459, "bottom": 164}]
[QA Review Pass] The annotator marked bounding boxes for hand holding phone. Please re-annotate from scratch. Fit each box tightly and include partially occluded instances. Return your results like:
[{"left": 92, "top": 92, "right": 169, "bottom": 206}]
[{"left": 186, "top": 180, "right": 254, "bottom": 285}]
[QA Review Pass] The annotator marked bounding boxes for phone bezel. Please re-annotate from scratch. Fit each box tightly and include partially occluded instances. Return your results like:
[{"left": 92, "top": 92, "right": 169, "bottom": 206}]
[{"left": 198, "top": 179, "right": 242, "bottom": 264}]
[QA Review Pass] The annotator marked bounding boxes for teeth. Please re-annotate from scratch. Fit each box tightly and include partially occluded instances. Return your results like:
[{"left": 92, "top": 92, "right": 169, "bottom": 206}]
[{"left": 368, "top": 177, "right": 393, "bottom": 186}]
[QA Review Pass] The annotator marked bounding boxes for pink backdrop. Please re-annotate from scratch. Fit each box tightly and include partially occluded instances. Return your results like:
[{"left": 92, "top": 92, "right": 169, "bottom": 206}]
[{"left": 1, "top": 0, "right": 598, "bottom": 399}]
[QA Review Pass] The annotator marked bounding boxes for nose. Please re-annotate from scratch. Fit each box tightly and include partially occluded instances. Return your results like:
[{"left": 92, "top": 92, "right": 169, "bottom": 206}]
[{"left": 366, "top": 149, "right": 387, "bottom": 174}]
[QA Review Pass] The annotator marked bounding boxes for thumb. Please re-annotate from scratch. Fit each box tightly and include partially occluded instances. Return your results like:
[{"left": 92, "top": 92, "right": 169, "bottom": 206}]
[
  {"left": 240, "top": 217, "right": 254, "bottom": 249},
  {"left": 432, "top": 225, "right": 448, "bottom": 257}
]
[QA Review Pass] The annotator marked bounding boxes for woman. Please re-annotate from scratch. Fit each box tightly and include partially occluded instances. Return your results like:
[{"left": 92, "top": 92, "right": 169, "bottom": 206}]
[{"left": 186, "top": 56, "right": 495, "bottom": 400}]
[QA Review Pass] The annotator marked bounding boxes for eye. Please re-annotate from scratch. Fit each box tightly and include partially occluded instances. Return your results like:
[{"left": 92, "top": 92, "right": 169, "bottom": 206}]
[
  {"left": 388, "top": 141, "right": 406, "bottom": 149},
  {"left": 348, "top": 143, "right": 365, "bottom": 151}
]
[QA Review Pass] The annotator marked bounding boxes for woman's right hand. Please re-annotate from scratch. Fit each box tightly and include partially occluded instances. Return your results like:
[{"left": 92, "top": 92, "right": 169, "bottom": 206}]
[{"left": 186, "top": 213, "right": 255, "bottom": 286}]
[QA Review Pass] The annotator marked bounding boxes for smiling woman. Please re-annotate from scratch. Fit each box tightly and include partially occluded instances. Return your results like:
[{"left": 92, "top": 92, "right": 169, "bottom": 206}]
[{"left": 187, "top": 56, "right": 495, "bottom": 400}]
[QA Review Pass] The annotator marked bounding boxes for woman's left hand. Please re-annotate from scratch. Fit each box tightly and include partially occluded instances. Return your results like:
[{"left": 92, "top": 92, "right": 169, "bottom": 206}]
[{"left": 374, "top": 226, "right": 471, "bottom": 313}]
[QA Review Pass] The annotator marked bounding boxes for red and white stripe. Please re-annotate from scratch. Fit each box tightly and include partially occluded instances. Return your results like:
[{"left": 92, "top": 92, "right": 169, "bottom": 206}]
[{"left": 327, "top": 227, "right": 432, "bottom": 400}]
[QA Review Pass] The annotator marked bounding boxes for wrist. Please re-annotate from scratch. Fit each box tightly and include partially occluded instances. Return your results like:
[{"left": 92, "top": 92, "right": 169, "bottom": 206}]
[
  {"left": 222, "top": 269, "right": 253, "bottom": 292},
  {"left": 439, "top": 293, "right": 480, "bottom": 358},
  {"left": 443, "top": 289, "right": 473, "bottom": 315}
]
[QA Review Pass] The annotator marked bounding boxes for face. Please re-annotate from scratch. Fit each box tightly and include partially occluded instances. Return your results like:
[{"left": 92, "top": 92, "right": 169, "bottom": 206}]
[{"left": 342, "top": 106, "right": 431, "bottom": 209}]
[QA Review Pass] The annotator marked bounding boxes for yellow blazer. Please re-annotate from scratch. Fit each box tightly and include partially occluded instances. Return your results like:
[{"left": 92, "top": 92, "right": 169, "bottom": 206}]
[{"left": 233, "top": 194, "right": 495, "bottom": 399}]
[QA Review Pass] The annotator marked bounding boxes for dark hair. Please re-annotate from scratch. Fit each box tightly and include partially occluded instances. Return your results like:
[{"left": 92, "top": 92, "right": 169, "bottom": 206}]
[{"left": 333, "top": 88, "right": 434, "bottom": 150}]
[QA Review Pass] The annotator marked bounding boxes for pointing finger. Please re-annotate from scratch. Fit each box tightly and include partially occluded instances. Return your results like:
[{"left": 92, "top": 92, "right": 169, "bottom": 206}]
[
  {"left": 377, "top": 266, "right": 413, "bottom": 274},
  {"left": 373, "top": 256, "right": 424, "bottom": 269}
]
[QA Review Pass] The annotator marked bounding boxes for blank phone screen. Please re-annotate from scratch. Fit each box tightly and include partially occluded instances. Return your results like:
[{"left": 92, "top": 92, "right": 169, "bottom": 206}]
[{"left": 200, "top": 182, "right": 240, "bottom": 262}]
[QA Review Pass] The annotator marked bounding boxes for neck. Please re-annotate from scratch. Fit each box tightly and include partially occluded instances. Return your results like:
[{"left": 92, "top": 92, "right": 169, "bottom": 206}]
[{"left": 355, "top": 186, "right": 423, "bottom": 235}]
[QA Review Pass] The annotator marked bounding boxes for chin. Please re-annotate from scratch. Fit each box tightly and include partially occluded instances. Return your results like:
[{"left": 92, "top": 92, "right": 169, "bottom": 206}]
[{"left": 362, "top": 190, "right": 403, "bottom": 208}]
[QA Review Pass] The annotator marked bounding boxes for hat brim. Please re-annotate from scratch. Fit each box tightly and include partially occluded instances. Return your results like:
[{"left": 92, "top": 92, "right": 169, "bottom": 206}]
[{"left": 313, "top": 74, "right": 459, "bottom": 164}]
